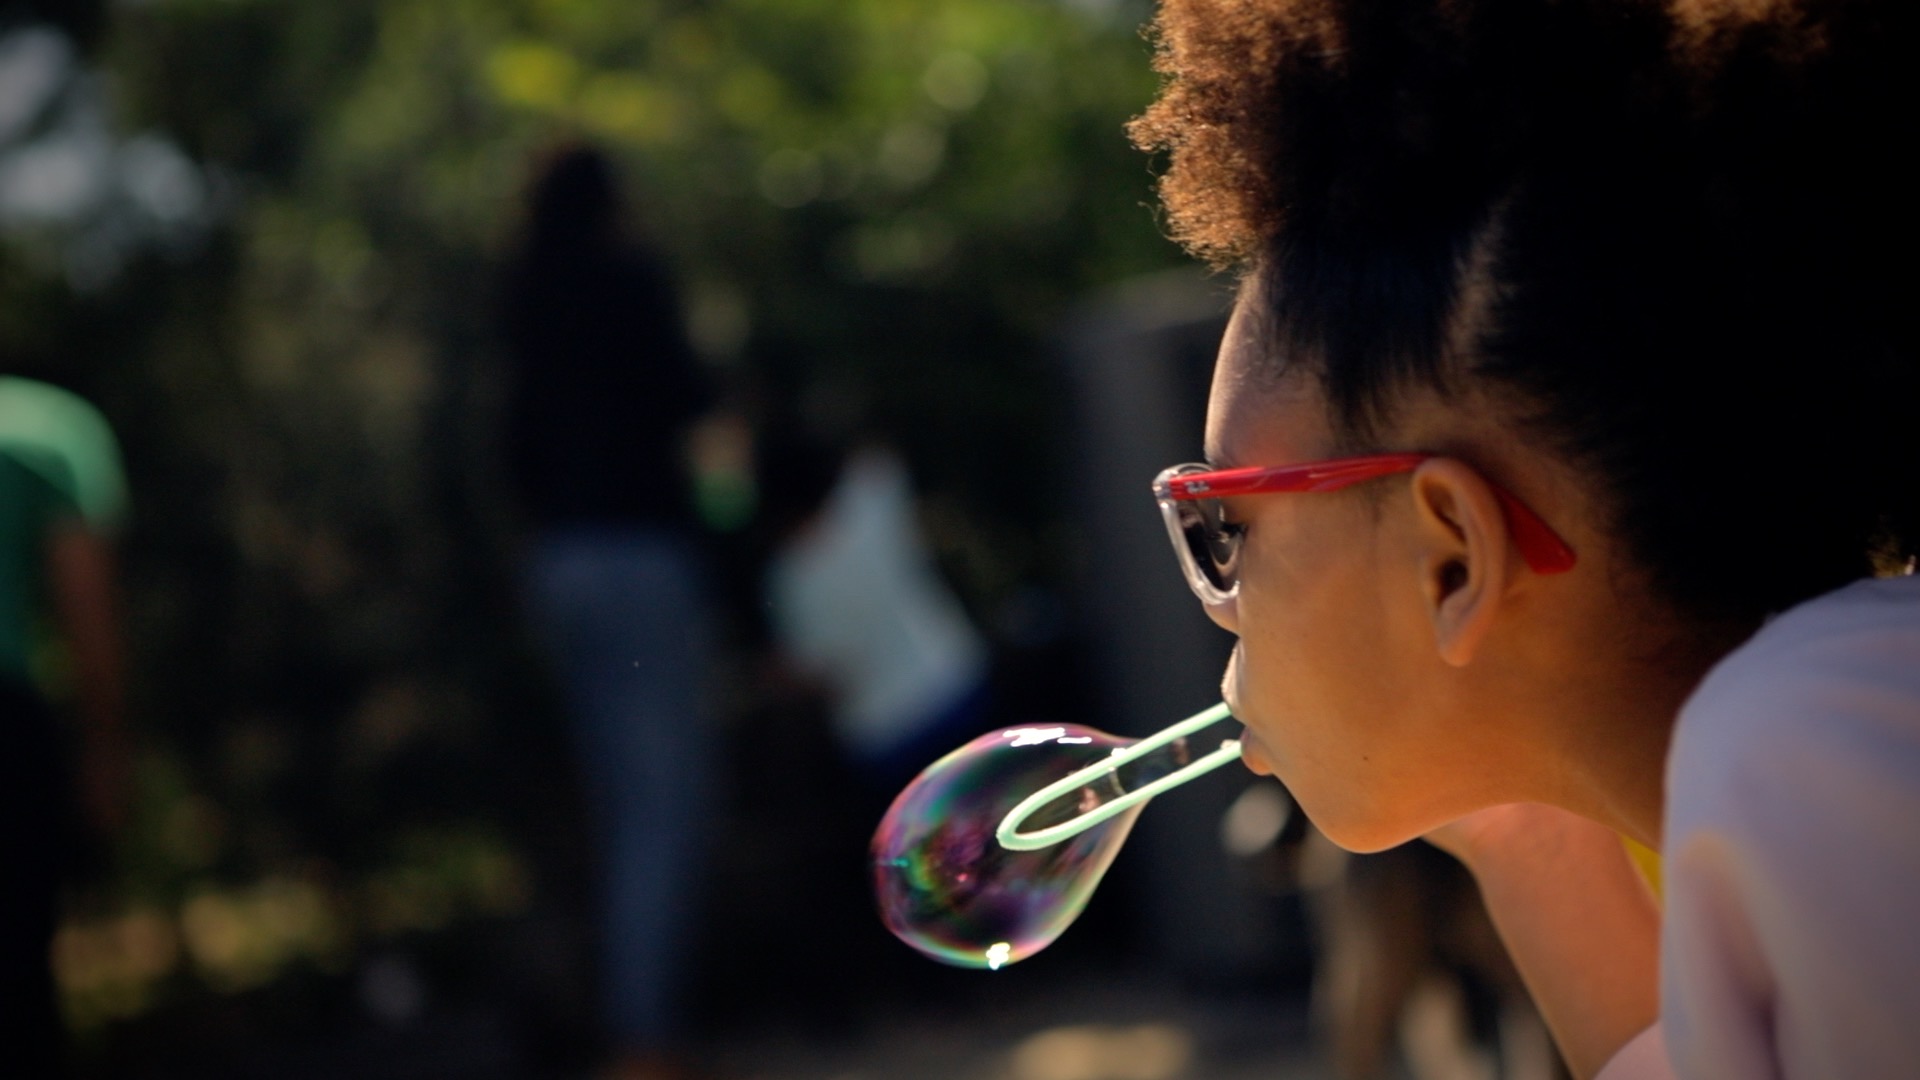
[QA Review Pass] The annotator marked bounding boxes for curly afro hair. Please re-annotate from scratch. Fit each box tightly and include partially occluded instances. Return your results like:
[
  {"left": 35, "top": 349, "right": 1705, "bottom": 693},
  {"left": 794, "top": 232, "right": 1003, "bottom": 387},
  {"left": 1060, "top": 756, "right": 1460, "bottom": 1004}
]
[{"left": 1130, "top": 0, "right": 1918, "bottom": 626}]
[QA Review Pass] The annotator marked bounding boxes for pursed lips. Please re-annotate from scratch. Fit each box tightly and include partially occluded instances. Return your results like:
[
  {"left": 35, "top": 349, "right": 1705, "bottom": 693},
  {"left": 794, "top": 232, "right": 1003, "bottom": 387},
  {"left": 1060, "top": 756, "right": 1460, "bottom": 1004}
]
[{"left": 1222, "top": 644, "right": 1276, "bottom": 776}]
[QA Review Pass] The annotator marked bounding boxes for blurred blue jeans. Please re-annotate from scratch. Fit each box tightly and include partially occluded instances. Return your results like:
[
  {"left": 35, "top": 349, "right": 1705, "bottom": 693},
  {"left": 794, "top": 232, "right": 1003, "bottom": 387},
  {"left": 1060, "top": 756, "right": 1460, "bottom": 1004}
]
[{"left": 524, "top": 527, "right": 712, "bottom": 1049}]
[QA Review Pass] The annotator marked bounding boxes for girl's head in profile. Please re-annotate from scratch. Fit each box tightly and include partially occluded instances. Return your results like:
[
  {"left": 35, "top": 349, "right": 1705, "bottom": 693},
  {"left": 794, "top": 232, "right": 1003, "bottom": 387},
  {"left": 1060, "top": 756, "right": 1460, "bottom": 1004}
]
[{"left": 1127, "top": 0, "right": 1917, "bottom": 851}]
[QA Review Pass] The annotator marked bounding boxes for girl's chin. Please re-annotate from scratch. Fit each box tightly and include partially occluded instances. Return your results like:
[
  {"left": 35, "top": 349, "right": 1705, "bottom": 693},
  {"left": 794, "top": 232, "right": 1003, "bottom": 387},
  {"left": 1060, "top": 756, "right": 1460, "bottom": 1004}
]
[{"left": 1237, "top": 727, "right": 1276, "bottom": 776}]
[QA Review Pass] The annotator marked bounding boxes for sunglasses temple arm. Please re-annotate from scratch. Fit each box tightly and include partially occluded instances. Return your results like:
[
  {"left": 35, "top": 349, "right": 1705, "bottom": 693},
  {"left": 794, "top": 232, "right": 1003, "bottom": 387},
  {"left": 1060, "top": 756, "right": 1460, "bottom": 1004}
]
[
  {"left": 996, "top": 701, "right": 1242, "bottom": 852},
  {"left": 1492, "top": 488, "right": 1578, "bottom": 574}
]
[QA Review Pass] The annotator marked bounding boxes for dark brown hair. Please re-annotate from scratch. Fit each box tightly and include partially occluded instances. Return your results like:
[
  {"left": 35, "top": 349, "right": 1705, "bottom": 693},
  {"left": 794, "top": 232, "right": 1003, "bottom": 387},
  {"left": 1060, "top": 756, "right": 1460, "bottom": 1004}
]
[{"left": 1131, "top": 0, "right": 1918, "bottom": 624}]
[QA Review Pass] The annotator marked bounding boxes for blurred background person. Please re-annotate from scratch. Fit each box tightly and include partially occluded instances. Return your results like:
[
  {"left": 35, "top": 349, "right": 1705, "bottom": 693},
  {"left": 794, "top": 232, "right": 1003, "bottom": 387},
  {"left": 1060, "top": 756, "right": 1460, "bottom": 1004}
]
[
  {"left": 0, "top": 374, "right": 129, "bottom": 1078},
  {"left": 502, "top": 142, "right": 717, "bottom": 1080},
  {"left": 757, "top": 427, "right": 991, "bottom": 799},
  {"left": 1, "top": 0, "right": 1368, "bottom": 1074}
]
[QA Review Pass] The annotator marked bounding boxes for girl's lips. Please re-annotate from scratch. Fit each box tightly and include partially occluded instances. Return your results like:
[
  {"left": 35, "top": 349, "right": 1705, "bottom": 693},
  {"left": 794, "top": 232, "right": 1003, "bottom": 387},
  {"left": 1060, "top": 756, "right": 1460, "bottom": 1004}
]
[{"left": 1222, "top": 647, "right": 1271, "bottom": 773}]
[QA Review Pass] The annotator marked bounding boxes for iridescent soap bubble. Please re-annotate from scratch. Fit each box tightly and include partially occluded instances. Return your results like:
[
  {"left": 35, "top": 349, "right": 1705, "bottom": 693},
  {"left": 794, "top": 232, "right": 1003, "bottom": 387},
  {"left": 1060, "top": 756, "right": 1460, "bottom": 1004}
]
[{"left": 870, "top": 723, "right": 1190, "bottom": 970}]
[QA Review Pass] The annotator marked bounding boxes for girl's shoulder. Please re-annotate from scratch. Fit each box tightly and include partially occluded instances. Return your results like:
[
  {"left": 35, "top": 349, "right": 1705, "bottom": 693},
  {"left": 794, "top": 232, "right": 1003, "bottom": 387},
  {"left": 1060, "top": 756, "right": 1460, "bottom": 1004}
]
[
  {"left": 1661, "top": 574, "right": 1920, "bottom": 1075},
  {"left": 1677, "top": 573, "right": 1920, "bottom": 768},
  {"left": 1667, "top": 571, "right": 1920, "bottom": 863}
]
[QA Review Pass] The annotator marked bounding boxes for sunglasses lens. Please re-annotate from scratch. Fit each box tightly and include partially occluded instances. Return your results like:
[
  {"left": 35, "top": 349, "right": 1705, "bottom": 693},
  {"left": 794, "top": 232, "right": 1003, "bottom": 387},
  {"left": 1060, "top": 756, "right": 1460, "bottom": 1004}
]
[{"left": 1173, "top": 497, "right": 1240, "bottom": 594}]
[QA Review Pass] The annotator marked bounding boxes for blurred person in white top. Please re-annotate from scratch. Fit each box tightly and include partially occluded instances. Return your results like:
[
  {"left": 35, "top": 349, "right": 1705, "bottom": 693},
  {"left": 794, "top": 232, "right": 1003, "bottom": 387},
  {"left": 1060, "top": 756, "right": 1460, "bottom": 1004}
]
[{"left": 767, "top": 445, "right": 989, "bottom": 789}]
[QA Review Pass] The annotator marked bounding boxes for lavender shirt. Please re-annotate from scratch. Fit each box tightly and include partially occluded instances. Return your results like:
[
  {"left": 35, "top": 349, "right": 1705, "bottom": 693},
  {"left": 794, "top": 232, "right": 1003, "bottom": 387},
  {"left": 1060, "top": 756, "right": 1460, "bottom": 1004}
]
[{"left": 1600, "top": 574, "right": 1920, "bottom": 1079}]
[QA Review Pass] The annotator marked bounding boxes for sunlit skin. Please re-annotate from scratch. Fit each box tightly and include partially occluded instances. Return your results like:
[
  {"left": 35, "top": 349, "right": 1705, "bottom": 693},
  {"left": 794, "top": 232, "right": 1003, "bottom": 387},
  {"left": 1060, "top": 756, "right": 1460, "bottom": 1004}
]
[{"left": 1200, "top": 279, "right": 1727, "bottom": 857}]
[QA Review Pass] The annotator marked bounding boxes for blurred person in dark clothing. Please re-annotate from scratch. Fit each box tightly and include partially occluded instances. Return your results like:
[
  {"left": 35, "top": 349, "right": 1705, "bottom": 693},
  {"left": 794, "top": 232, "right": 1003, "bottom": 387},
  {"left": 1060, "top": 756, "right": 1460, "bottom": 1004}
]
[
  {"left": 502, "top": 143, "right": 716, "bottom": 1080},
  {"left": 0, "top": 375, "right": 130, "bottom": 1077}
]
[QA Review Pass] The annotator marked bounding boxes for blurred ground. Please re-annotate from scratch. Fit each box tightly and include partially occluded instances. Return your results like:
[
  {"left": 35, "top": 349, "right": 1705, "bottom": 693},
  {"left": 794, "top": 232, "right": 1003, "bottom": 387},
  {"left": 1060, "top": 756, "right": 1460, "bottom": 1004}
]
[{"left": 707, "top": 974, "right": 1334, "bottom": 1080}]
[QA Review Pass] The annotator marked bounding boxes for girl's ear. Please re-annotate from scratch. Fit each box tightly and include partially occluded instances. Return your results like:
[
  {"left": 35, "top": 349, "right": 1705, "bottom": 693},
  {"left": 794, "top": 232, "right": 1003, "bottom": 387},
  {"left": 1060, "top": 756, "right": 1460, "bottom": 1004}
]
[{"left": 1408, "top": 458, "right": 1515, "bottom": 667}]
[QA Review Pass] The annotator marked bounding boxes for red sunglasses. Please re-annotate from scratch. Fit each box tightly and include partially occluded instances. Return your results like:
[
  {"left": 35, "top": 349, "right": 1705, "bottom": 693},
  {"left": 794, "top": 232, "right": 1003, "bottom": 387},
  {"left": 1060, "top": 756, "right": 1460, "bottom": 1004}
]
[{"left": 1152, "top": 453, "right": 1577, "bottom": 606}]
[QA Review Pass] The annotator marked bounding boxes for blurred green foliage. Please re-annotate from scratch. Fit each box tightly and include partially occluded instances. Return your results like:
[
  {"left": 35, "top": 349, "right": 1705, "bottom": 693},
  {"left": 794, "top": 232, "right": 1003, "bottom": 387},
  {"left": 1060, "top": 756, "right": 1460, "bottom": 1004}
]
[{"left": 1, "top": 0, "right": 1186, "bottom": 1032}]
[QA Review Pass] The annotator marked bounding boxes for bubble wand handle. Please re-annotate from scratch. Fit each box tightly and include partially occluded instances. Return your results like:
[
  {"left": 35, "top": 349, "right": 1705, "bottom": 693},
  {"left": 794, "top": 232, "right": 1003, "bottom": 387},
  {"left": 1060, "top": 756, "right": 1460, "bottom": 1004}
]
[{"left": 995, "top": 702, "right": 1241, "bottom": 852}]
